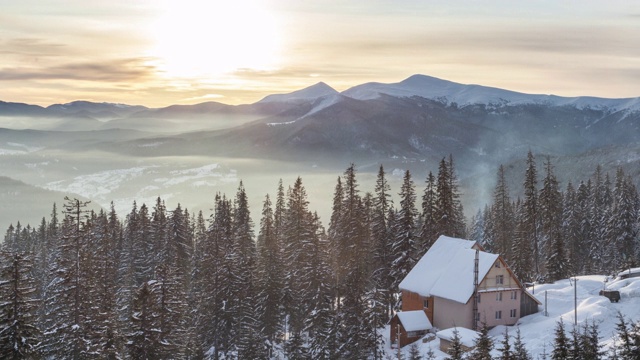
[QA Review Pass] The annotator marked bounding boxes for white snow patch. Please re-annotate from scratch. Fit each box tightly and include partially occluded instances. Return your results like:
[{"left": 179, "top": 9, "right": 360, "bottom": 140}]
[
  {"left": 267, "top": 120, "right": 298, "bottom": 127},
  {"left": 0, "top": 148, "right": 25, "bottom": 155},
  {"left": 44, "top": 166, "right": 152, "bottom": 199},
  {"left": 7, "top": 142, "right": 43, "bottom": 152},
  {"left": 155, "top": 164, "right": 236, "bottom": 186},
  {"left": 436, "top": 327, "right": 479, "bottom": 348}
]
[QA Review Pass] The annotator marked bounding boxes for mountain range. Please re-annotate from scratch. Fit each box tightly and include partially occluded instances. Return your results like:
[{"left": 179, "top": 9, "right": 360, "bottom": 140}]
[{"left": 1, "top": 74, "right": 640, "bottom": 225}]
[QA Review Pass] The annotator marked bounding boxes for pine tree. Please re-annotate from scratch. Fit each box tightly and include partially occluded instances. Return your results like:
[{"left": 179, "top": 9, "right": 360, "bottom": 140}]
[
  {"left": 408, "top": 343, "right": 423, "bottom": 360},
  {"left": 88, "top": 210, "right": 122, "bottom": 358},
  {"left": 579, "top": 320, "right": 603, "bottom": 360},
  {"left": 519, "top": 151, "right": 539, "bottom": 280},
  {"left": 231, "top": 182, "right": 265, "bottom": 358},
  {"left": 551, "top": 319, "right": 569, "bottom": 360},
  {"left": 127, "top": 281, "right": 161, "bottom": 360},
  {"left": 0, "top": 251, "right": 41, "bottom": 359},
  {"left": 432, "top": 156, "right": 466, "bottom": 240},
  {"left": 568, "top": 325, "right": 580, "bottom": 360},
  {"left": 391, "top": 170, "right": 418, "bottom": 290},
  {"left": 468, "top": 323, "right": 493, "bottom": 360},
  {"left": 492, "top": 164, "right": 515, "bottom": 260},
  {"left": 562, "top": 182, "right": 580, "bottom": 275},
  {"left": 306, "top": 213, "right": 337, "bottom": 360},
  {"left": 513, "top": 327, "right": 532, "bottom": 360},
  {"left": 282, "top": 177, "right": 316, "bottom": 338},
  {"left": 42, "top": 197, "right": 93, "bottom": 359},
  {"left": 576, "top": 180, "right": 596, "bottom": 273},
  {"left": 334, "top": 165, "right": 374, "bottom": 359},
  {"left": 540, "top": 157, "right": 566, "bottom": 281},
  {"left": 256, "top": 193, "right": 283, "bottom": 349},
  {"left": 615, "top": 312, "right": 640, "bottom": 360},
  {"left": 498, "top": 324, "right": 513, "bottom": 360},
  {"left": 371, "top": 165, "right": 394, "bottom": 321},
  {"left": 446, "top": 328, "right": 465, "bottom": 360},
  {"left": 608, "top": 168, "right": 639, "bottom": 271},
  {"left": 193, "top": 193, "right": 234, "bottom": 358},
  {"left": 420, "top": 171, "right": 438, "bottom": 252}
]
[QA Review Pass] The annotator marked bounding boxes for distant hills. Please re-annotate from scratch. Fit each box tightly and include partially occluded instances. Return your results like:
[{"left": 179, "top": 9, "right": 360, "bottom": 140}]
[{"left": 0, "top": 75, "right": 640, "bottom": 184}]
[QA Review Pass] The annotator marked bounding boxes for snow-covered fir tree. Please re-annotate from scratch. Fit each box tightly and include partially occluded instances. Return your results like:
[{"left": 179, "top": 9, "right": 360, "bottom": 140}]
[{"left": 0, "top": 251, "right": 41, "bottom": 359}]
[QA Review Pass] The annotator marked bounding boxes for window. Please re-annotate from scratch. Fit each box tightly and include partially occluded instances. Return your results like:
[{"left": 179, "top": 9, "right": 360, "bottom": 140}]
[
  {"left": 496, "top": 275, "right": 504, "bottom": 285},
  {"left": 495, "top": 261, "right": 501, "bottom": 268},
  {"left": 495, "top": 311, "right": 502, "bottom": 320},
  {"left": 477, "top": 294, "right": 481, "bottom": 303},
  {"left": 510, "top": 309, "right": 517, "bottom": 318},
  {"left": 476, "top": 312, "right": 481, "bottom": 322},
  {"left": 496, "top": 292, "right": 502, "bottom": 301},
  {"left": 511, "top": 291, "right": 518, "bottom": 300},
  {"left": 423, "top": 299, "right": 429, "bottom": 308},
  {"left": 407, "top": 330, "right": 428, "bottom": 338}
]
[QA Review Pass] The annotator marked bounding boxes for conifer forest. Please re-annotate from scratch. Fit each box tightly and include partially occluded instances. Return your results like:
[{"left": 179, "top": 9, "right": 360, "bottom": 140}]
[{"left": 1, "top": 153, "right": 640, "bottom": 359}]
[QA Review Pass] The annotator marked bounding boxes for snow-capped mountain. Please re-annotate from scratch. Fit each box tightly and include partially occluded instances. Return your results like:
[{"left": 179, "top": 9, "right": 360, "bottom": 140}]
[
  {"left": 342, "top": 74, "right": 640, "bottom": 112},
  {"left": 259, "top": 82, "right": 340, "bottom": 104}
]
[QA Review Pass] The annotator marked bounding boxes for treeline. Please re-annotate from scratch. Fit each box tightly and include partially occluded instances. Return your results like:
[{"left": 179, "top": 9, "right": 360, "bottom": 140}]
[
  {"left": 0, "top": 158, "right": 465, "bottom": 359},
  {"left": 470, "top": 151, "right": 640, "bottom": 283}
]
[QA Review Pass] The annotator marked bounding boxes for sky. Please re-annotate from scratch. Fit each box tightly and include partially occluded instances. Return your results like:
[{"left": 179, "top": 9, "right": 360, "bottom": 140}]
[{"left": 1, "top": 0, "right": 639, "bottom": 107}]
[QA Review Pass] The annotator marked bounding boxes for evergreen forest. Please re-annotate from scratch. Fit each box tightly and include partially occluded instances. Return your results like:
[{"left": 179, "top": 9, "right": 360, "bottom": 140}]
[{"left": 1, "top": 153, "right": 640, "bottom": 359}]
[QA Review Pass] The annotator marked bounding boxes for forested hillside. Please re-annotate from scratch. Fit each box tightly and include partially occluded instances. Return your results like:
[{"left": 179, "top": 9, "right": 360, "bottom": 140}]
[{"left": 1, "top": 154, "right": 639, "bottom": 358}]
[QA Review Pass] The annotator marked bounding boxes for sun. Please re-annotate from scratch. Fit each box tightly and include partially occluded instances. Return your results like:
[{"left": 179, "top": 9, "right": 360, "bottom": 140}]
[{"left": 150, "top": 0, "right": 282, "bottom": 79}]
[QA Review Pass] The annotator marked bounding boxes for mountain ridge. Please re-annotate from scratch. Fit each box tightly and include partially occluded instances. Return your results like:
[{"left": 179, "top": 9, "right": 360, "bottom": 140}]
[{"left": 3, "top": 75, "right": 640, "bottom": 117}]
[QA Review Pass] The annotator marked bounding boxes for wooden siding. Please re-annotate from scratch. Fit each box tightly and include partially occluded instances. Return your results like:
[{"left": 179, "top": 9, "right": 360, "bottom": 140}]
[
  {"left": 401, "top": 290, "right": 434, "bottom": 325},
  {"left": 520, "top": 290, "right": 540, "bottom": 317},
  {"left": 390, "top": 315, "right": 428, "bottom": 348}
]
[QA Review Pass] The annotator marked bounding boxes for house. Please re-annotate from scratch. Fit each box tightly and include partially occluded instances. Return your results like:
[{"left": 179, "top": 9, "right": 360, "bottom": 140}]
[
  {"left": 390, "top": 310, "right": 432, "bottom": 347},
  {"left": 617, "top": 267, "right": 640, "bottom": 280},
  {"left": 391, "top": 235, "right": 540, "bottom": 347}
]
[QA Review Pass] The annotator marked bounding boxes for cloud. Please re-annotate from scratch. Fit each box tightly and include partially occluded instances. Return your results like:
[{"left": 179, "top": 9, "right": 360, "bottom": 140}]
[
  {"left": 180, "top": 93, "right": 225, "bottom": 102},
  {"left": 0, "top": 38, "right": 68, "bottom": 57},
  {"left": 0, "top": 58, "right": 155, "bottom": 82}
]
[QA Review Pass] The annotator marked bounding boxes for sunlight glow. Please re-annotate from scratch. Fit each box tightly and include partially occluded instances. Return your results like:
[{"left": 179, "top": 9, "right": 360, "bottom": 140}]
[{"left": 150, "top": 0, "right": 282, "bottom": 79}]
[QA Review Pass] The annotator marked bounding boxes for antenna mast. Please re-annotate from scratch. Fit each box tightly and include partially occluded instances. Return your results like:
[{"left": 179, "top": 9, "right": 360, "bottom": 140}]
[{"left": 473, "top": 249, "right": 479, "bottom": 330}]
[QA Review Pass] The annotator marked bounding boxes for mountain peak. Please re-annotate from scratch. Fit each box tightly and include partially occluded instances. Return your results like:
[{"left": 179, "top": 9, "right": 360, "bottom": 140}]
[{"left": 258, "top": 81, "right": 339, "bottom": 103}]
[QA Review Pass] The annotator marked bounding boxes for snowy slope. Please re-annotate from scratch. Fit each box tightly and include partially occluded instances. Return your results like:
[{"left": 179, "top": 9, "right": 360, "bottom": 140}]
[
  {"left": 385, "top": 275, "right": 640, "bottom": 359},
  {"left": 258, "top": 82, "right": 339, "bottom": 103},
  {"left": 343, "top": 74, "right": 640, "bottom": 112}
]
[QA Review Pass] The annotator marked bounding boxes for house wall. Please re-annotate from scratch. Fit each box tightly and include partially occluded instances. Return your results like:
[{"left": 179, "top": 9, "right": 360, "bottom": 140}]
[
  {"left": 401, "top": 290, "right": 434, "bottom": 325},
  {"left": 477, "top": 289, "right": 520, "bottom": 328},
  {"left": 390, "top": 315, "right": 426, "bottom": 348},
  {"left": 433, "top": 296, "right": 473, "bottom": 330},
  {"left": 478, "top": 259, "right": 519, "bottom": 291},
  {"left": 438, "top": 338, "right": 474, "bottom": 353},
  {"left": 520, "top": 290, "right": 540, "bottom": 317}
]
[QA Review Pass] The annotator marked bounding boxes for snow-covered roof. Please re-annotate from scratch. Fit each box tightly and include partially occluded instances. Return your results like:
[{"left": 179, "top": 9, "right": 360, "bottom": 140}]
[
  {"left": 398, "top": 235, "right": 499, "bottom": 304},
  {"left": 436, "top": 327, "right": 479, "bottom": 348},
  {"left": 618, "top": 267, "right": 640, "bottom": 278},
  {"left": 396, "top": 310, "right": 432, "bottom": 332}
]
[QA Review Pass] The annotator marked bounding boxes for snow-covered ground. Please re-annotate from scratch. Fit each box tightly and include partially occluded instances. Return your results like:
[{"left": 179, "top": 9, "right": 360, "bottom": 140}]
[
  {"left": 42, "top": 163, "right": 238, "bottom": 216},
  {"left": 384, "top": 275, "right": 640, "bottom": 359}
]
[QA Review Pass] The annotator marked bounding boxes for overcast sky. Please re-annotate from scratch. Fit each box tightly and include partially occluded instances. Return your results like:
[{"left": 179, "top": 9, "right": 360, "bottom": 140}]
[{"left": 1, "top": 0, "right": 639, "bottom": 107}]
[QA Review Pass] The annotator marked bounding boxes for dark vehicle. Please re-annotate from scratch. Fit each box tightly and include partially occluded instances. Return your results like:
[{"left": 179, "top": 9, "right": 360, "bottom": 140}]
[{"left": 599, "top": 290, "right": 620, "bottom": 303}]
